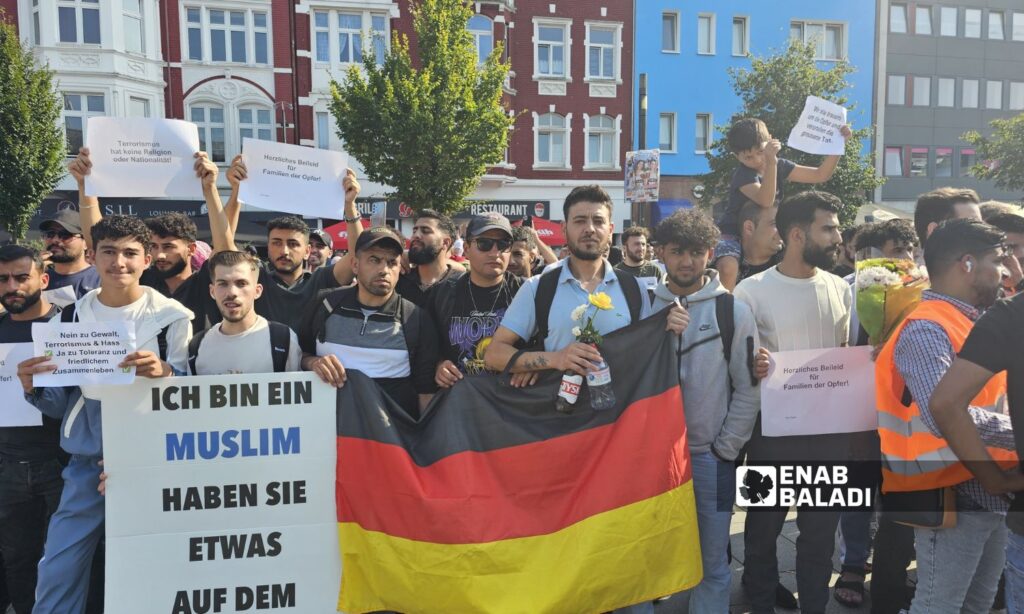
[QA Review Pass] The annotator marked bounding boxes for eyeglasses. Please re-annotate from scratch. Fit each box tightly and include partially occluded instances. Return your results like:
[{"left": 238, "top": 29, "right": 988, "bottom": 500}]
[
  {"left": 43, "top": 229, "right": 80, "bottom": 241},
  {"left": 473, "top": 238, "right": 512, "bottom": 253}
]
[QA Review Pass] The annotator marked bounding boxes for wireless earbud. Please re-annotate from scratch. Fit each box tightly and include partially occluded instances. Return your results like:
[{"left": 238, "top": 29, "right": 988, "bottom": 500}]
[{"left": 966, "top": 260, "right": 974, "bottom": 273}]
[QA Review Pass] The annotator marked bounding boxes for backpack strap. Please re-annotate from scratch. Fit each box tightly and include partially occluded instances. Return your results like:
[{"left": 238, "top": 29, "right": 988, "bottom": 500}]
[
  {"left": 312, "top": 290, "right": 349, "bottom": 344},
  {"left": 156, "top": 326, "right": 170, "bottom": 362},
  {"left": 715, "top": 293, "right": 735, "bottom": 364},
  {"left": 530, "top": 267, "right": 562, "bottom": 348},
  {"left": 613, "top": 269, "right": 643, "bottom": 324},
  {"left": 60, "top": 303, "right": 77, "bottom": 323},
  {"left": 187, "top": 328, "right": 208, "bottom": 375},
  {"left": 268, "top": 321, "right": 291, "bottom": 373},
  {"left": 398, "top": 297, "right": 419, "bottom": 356}
]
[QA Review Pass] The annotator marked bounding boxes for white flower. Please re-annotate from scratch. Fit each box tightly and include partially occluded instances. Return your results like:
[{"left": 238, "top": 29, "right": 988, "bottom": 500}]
[
  {"left": 855, "top": 266, "right": 902, "bottom": 290},
  {"left": 570, "top": 304, "right": 588, "bottom": 322},
  {"left": 571, "top": 327, "right": 582, "bottom": 337}
]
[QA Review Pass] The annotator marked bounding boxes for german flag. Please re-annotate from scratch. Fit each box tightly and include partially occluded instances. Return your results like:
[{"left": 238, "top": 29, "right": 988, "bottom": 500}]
[{"left": 336, "top": 308, "right": 702, "bottom": 613}]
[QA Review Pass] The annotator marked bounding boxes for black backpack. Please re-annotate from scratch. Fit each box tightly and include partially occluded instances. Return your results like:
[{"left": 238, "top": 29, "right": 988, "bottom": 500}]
[
  {"left": 187, "top": 320, "right": 291, "bottom": 375},
  {"left": 529, "top": 266, "right": 643, "bottom": 349},
  {"left": 674, "top": 292, "right": 756, "bottom": 390},
  {"left": 61, "top": 303, "right": 171, "bottom": 361}
]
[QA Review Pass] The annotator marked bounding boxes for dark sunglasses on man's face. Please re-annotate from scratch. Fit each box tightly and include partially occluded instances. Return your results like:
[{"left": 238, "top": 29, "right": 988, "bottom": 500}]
[
  {"left": 473, "top": 238, "right": 512, "bottom": 253},
  {"left": 43, "top": 229, "right": 80, "bottom": 241}
]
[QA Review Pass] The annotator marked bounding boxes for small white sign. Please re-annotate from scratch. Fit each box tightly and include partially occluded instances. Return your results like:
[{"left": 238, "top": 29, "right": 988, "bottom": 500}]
[
  {"left": 0, "top": 343, "right": 43, "bottom": 427},
  {"left": 84, "top": 118, "right": 203, "bottom": 199},
  {"left": 238, "top": 138, "right": 350, "bottom": 219},
  {"left": 760, "top": 346, "right": 876, "bottom": 437},
  {"left": 786, "top": 96, "right": 848, "bottom": 156},
  {"left": 31, "top": 321, "right": 136, "bottom": 387}
]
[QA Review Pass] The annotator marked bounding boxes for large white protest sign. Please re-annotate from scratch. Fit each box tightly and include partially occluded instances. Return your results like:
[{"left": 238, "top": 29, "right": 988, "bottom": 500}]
[
  {"left": 760, "top": 346, "right": 876, "bottom": 437},
  {"left": 84, "top": 118, "right": 202, "bottom": 199},
  {"left": 238, "top": 138, "right": 350, "bottom": 219},
  {"left": 31, "top": 321, "right": 136, "bottom": 387},
  {"left": 101, "top": 373, "right": 340, "bottom": 614},
  {"left": 0, "top": 343, "right": 43, "bottom": 427},
  {"left": 786, "top": 96, "right": 848, "bottom": 156}
]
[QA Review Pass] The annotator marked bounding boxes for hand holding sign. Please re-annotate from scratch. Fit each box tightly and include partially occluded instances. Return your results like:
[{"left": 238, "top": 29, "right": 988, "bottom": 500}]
[
  {"left": 237, "top": 138, "right": 350, "bottom": 218},
  {"left": 787, "top": 96, "right": 849, "bottom": 156}
]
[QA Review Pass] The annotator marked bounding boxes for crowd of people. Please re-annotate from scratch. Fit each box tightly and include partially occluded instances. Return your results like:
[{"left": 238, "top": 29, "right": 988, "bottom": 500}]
[{"left": 0, "top": 114, "right": 1022, "bottom": 614}]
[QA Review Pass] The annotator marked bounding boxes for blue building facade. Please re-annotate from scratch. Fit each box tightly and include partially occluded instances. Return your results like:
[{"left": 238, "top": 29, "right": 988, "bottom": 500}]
[{"left": 633, "top": 1, "right": 877, "bottom": 202}]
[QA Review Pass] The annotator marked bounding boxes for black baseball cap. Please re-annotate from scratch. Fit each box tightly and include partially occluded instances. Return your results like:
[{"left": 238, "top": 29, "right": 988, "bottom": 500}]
[
  {"left": 354, "top": 226, "right": 404, "bottom": 254},
  {"left": 466, "top": 213, "right": 513, "bottom": 239},
  {"left": 310, "top": 229, "right": 333, "bottom": 250},
  {"left": 39, "top": 209, "right": 83, "bottom": 235}
]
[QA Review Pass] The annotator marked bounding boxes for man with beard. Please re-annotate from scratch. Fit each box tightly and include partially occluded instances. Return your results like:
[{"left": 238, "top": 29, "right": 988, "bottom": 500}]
[
  {"left": 67, "top": 148, "right": 235, "bottom": 332},
  {"left": 734, "top": 191, "right": 854, "bottom": 614},
  {"left": 649, "top": 211, "right": 761, "bottom": 612},
  {"left": 615, "top": 226, "right": 664, "bottom": 290},
  {"left": 429, "top": 214, "right": 524, "bottom": 387},
  {"left": 987, "top": 213, "right": 1024, "bottom": 296},
  {"left": 307, "top": 229, "right": 333, "bottom": 271},
  {"left": 397, "top": 209, "right": 464, "bottom": 306},
  {"left": 38, "top": 209, "right": 99, "bottom": 306},
  {"left": 0, "top": 246, "right": 65, "bottom": 614},
  {"left": 187, "top": 250, "right": 300, "bottom": 375},
  {"left": 508, "top": 226, "right": 536, "bottom": 278},
  {"left": 874, "top": 219, "right": 1014, "bottom": 613},
  {"left": 299, "top": 227, "right": 439, "bottom": 417}
]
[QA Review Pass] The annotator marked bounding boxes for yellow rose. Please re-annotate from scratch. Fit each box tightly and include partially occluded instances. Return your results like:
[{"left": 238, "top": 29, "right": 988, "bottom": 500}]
[
  {"left": 475, "top": 337, "right": 493, "bottom": 361},
  {"left": 588, "top": 292, "right": 613, "bottom": 311}
]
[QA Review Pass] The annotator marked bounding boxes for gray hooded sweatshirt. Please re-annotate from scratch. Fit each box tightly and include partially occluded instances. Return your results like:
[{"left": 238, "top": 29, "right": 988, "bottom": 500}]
[{"left": 652, "top": 270, "right": 761, "bottom": 461}]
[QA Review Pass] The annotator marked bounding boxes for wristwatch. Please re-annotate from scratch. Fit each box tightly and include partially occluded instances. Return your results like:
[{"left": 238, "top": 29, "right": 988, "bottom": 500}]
[{"left": 344, "top": 216, "right": 361, "bottom": 223}]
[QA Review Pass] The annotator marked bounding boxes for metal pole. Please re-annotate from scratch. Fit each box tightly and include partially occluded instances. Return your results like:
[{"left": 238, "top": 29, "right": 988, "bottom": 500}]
[{"left": 638, "top": 73, "right": 647, "bottom": 150}]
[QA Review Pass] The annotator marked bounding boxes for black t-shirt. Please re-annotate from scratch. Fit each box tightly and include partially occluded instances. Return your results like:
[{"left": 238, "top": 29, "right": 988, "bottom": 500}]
[
  {"left": 958, "top": 294, "right": 1024, "bottom": 529},
  {"left": 0, "top": 306, "right": 65, "bottom": 462},
  {"left": 255, "top": 264, "right": 340, "bottom": 333},
  {"left": 46, "top": 266, "right": 100, "bottom": 298},
  {"left": 738, "top": 253, "right": 782, "bottom": 284},
  {"left": 396, "top": 263, "right": 465, "bottom": 307},
  {"left": 427, "top": 273, "right": 524, "bottom": 373},
  {"left": 832, "top": 264, "right": 855, "bottom": 278},
  {"left": 721, "top": 157, "right": 797, "bottom": 235},
  {"left": 614, "top": 261, "right": 665, "bottom": 281},
  {"left": 142, "top": 263, "right": 216, "bottom": 332}
]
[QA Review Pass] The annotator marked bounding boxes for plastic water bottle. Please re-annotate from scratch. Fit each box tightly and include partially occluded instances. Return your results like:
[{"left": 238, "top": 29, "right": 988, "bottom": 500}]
[
  {"left": 586, "top": 355, "right": 616, "bottom": 411},
  {"left": 555, "top": 372, "right": 583, "bottom": 413}
]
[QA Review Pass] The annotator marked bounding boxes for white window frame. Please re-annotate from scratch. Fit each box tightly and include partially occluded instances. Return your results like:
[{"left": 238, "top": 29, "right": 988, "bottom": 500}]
[
  {"left": 1014, "top": 12, "right": 1024, "bottom": 41},
  {"left": 189, "top": 102, "right": 227, "bottom": 163},
  {"left": 790, "top": 20, "right": 847, "bottom": 61},
  {"left": 887, "top": 74, "right": 906, "bottom": 105},
  {"left": 661, "top": 11, "right": 679, "bottom": 53},
  {"left": 533, "top": 18, "right": 571, "bottom": 81},
  {"left": 57, "top": 0, "right": 101, "bottom": 44},
  {"left": 659, "top": 112, "right": 677, "bottom": 153},
  {"left": 964, "top": 8, "right": 982, "bottom": 38},
  {"left": 128, "top": 96, "right": 150, "bottom": 117},
  {"left": 915, "top": 6, "right": 932, "bottom": 35},
  {"left": 890, "top": 4, "right": 907, "bottom": 33},
  {"left": 469, "top": 14, "right": 494, "bottom": 65},
  {"left": 316, "top": 111, "right": 331, "bottom": 149},
  {"left": 695, "top": 113, "right": 712, "bottom": 153},
  {"left": 533, "top": 111, "right": 571, "bottom": 170},
  {"left": 913, "top": 76, "right": 931, "bottom": 106},
  {"left": 937, "top": 77, "right": 955, "bottom": 107},
  {"left": 962, "top": 78, "right": 979, "bottom": 108},
  {"left": 988, "top": 11, "right": 1005, "bottom": 40},
  {"left": 181, "top": 6, "right": 272, "bottom": 66},
  {"left": 986, "top": 80, "right": 1003, "bottom": 110},
  {"left": 940, "top": 7, "right": 957, "bottom": 36},
  {"left": 61, "top": 92, "right": 106, "bottom": 156},
  {"left": 238, "top": 105, "right": 274, "bottom": 143},
  {"left": 308, "top": 8, "right": 390, "bottom": 68},
  {"left": 1010, "top": 82, "right": 1024, "bottom": 111},
  {"left": 185, "top": 7, "right": 202, "bottom": 60},
  {"left": 697, "top": 13, "right": 715, "bottom": 55},
  {"left": 122, "top": 0, "right": 144, "bottom": 54},
  {"left": 583, "top": 114, "right": 620, "bottom": 171},
  {"left": 584, "top": 21, "right": 621, "bottom": 83},
  {"left": 732, "top": 16, "right": 749, "bottom": 56},
  {"left": 337, "top": 11, "right": 363, "bottom": 64},
  {"left": 31, "top": 0, "right": 40, "bottom": 45}
]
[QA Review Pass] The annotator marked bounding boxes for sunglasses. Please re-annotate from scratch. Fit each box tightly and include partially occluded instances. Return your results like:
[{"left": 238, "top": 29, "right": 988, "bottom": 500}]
[
  {"left": 473, "top": 238, "right": 512, "bottom": 253},
  {"left": 43, "top": 229, "right": 81, "bottom": 241}
]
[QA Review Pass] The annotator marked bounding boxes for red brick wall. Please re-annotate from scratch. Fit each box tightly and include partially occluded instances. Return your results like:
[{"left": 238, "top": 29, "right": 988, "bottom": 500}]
[{"left": 0, "top": 0, "right": 18, "bottom": 27}]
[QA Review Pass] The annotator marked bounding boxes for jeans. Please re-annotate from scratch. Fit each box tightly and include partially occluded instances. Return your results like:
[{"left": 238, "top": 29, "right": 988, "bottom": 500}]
[
  {"left": 838, "top": 509, "right": 873, "bottom": 572},
  {"left": 1004, "top": 530, "right": 1024, "bottom": 613},
  {"left": 0, "top": 456, "right": 65, "bottom": 614},
  {"left": 680, "top": 452, "right": 734, "bottom": 614},
  {"left": 910, "top": 510, "right": 1006, "bottom": 614}
]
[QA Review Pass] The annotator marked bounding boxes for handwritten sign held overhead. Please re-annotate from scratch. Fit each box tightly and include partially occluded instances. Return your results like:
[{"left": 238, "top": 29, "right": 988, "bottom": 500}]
[{"left": 786, "top": 96, "right": 848, "bottom": 156}]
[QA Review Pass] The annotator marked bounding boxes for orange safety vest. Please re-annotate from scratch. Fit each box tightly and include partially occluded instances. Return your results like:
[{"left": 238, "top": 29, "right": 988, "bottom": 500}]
[{"left": 876, "top": 299, "right": 1016, "bottom": 493}]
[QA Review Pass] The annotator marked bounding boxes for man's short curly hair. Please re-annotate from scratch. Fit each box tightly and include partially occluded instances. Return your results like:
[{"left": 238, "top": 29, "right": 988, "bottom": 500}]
[
  {"left": 91, "top": 215, "right": 151, "bottom": 248},
  {"left": 653, "top": 210, "right": 721, "bottom": 252},
  {"left": 511, "top": 225, "right": 536, "bottom": 250},
  {"left": 267, "top": 216, "right": 310, "bottom": 238},
  {"left": 146, "top": 213, "right": 197, "bottom": 243}
]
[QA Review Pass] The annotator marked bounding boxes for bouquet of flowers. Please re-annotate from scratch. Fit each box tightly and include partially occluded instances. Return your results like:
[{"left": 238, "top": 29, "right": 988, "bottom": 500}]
[
  {"left": 570, "top": 292, "right": 615, "bottom": 343},
  {"left": 855, "top": 258, "right": 929, "bottom": 346}
]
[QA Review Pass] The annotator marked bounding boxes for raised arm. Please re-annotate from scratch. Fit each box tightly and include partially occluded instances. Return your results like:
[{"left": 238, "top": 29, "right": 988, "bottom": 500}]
[
  {"left": 224, "top": 154, "right": 246, "bottom": 236},
  {"left": 194, "top": 152, "right": 236, "bottom": 254},
  {"left": 738, "top": 139, "right": 781, "bottom": 208},
  {"left": 788, "top": 125, "right": 852, "bottom": 184},
  {"left": 330, "top": 168, "right": 362, "bottom": 286},
  {"left": 527, "top": 226, "right": 558, "bottom": 265},
  {"left": 67, "top": 147, "right": 102, "bottom": 251}
]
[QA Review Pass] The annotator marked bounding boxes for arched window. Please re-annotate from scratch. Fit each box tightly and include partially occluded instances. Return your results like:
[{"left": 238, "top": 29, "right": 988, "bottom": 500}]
[
  {"left": 586, "top": 115, "right": 615, "bottom": 168},
  {"left": 537, "top": 113, "right": 567, "bottom": 167},
  {"left": 469, "top": 15, "right": 493, "bottom": 64},
  {"left": 190, "top": 104, "right": 226, "bottom": 162}
]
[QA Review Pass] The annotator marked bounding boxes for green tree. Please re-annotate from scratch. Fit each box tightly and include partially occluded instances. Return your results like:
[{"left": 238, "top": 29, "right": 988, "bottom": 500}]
[
  {"left": 330, "top": 0, "right": 514, "bottom": 215},
  {"left": 702, "top": 40, "right": 883, "bottom": 226},
  {"left": 0, "top": 12, "right": 66, "bottom": 240},
  {"left": 962, "top": 115, "right": 1024, "bottom": 197}
]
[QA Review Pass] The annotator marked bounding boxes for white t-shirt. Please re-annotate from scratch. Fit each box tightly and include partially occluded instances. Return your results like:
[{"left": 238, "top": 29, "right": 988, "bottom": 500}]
[
  {"left": 91, "top": 293, "right": 191, "bottom": 373},
  {"left": 193, "top": 316, "right": 301, "bottom": 375},
  {"left": 733, "top": 265, "right": 851, "bottom": 353}
]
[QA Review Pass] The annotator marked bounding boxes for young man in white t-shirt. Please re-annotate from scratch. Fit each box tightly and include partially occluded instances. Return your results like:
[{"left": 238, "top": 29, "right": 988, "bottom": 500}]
[
  {"left": 734, "top": 190, "right": 854, "bottom": 614},
  {"left": 188, "top": 250, "right": 301, "bottom": 375}
]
